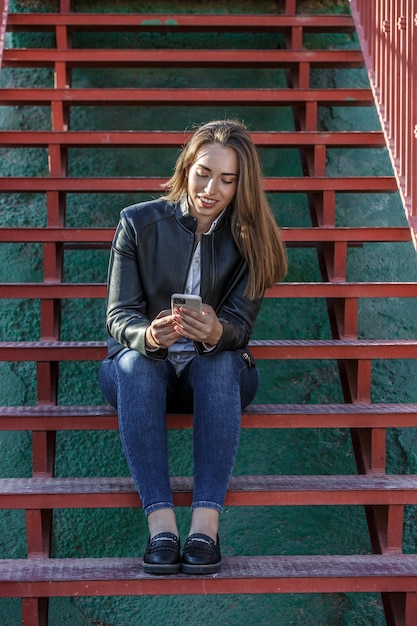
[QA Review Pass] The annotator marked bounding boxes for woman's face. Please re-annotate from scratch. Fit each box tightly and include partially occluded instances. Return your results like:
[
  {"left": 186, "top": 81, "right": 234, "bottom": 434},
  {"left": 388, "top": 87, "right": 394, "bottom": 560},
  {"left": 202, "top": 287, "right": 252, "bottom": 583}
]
[{"left": 187, "top": 143, "right": 238, "bottom": 229}]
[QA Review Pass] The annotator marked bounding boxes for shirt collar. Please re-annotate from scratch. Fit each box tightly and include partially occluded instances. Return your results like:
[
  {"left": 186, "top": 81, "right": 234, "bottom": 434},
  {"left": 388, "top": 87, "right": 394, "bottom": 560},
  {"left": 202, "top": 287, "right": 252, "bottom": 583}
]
[{"left": 180, "top": 196, "right": 226, "bottom": 234}]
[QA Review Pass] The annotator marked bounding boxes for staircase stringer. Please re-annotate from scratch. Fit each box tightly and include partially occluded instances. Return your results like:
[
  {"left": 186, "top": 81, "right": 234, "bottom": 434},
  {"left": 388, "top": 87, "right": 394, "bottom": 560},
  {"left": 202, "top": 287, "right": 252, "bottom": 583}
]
[
  {"left": 284, "top": 10, "right": 405, "bottom": 625},
  {"left": 23, "top": 3, "right": 73, "bottom": 625}
]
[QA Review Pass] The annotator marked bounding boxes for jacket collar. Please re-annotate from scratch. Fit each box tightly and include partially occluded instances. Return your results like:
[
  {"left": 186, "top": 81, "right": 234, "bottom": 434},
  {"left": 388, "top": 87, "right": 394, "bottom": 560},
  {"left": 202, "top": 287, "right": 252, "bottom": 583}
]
[{"left": 174, "top": 197, "right": 198, "bottom": 232}]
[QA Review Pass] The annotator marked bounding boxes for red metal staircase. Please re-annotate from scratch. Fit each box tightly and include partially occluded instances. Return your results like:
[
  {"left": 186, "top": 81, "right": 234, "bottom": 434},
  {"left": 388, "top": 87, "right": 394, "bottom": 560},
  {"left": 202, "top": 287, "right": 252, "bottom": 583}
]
[{"left": 1, "top": 2, "right": 417, "bottom": 625}]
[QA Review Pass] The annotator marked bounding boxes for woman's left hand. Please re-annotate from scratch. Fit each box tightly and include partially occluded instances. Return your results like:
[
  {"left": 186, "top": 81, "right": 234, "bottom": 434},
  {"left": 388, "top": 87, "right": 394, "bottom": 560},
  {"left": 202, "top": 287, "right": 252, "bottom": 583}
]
[{"left": 172, "top": 304, "right": 223, "bottom": 347}]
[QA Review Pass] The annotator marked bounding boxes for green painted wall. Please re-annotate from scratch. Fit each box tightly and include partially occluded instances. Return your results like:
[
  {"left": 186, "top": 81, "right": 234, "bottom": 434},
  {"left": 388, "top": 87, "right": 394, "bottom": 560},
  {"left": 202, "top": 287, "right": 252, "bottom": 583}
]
[{"left": 1, "top": 1, "right": 417, "bottom": 624}]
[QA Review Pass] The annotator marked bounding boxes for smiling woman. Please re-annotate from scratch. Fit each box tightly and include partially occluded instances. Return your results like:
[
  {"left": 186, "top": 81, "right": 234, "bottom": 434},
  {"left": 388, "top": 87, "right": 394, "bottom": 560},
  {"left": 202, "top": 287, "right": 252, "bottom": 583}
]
[
  {"left": 99, "top": 118, "right": 287, "bottom": 575},
  {"left": 187, "top": 143, "right": 238, "bottom": 234},
  {"left": 164, "top": 118, "right": 288, "bottom": 298}
]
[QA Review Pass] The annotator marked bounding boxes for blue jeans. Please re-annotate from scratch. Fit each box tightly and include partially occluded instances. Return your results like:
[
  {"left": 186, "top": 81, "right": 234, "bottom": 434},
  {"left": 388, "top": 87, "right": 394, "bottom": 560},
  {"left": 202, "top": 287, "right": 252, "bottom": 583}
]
[{"left": 99, "top": 348, "right": 259, "bottom": 516}]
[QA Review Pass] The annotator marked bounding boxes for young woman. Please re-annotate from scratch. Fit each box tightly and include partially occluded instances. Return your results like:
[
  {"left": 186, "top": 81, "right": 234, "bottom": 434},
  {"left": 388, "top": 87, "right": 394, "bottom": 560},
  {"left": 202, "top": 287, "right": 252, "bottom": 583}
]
[{"left": 99, "top": 119, "right": 287, "bottom": 575}]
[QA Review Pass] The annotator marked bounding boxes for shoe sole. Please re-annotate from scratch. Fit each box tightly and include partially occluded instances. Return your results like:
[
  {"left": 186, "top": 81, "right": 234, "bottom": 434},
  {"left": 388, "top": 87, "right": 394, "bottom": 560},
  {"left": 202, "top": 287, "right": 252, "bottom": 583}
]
[
  {"left": 143, "top": 563, "right": 182, "bottom": 575},
  {"left": 181, "top": 562, "right": 221, "bottom": 575}
]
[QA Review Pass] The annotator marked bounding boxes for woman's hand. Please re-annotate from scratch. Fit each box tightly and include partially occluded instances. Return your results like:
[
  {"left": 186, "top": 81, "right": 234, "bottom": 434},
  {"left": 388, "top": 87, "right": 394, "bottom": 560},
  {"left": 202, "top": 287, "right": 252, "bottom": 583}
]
[
  {"left": 172, "top": 304, "right": 223, "bottom": 347},
  {"left": 145, "top": 310, "right": 180, "bottom": 349}
]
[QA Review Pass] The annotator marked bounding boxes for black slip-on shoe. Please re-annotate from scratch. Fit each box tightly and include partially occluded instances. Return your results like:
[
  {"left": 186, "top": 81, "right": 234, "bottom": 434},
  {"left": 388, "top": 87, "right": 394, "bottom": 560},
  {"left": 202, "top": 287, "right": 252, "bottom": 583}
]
[
  {"left": 181, "top": 533, "right": 221, "bottom": 574},
  {"left": 143, "top": 531, "right": 181, "bottom": 574}
]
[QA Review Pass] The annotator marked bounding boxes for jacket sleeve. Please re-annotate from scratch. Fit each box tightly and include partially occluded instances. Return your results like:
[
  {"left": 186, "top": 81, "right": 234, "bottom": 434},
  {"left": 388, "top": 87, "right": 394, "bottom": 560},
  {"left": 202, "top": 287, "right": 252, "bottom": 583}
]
[
  {"left": 194, "top": 273, "right": 263, "bottom": 357},
  {"left": 105, "top": 213, "right": 166, "bottom": 358}
]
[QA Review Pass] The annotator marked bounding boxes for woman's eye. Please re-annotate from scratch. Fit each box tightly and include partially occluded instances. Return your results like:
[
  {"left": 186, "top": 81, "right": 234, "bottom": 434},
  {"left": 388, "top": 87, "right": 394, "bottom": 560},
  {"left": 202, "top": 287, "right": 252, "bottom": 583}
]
[{"left": 196, "top": 170, "right": 208, "bottom": 178}]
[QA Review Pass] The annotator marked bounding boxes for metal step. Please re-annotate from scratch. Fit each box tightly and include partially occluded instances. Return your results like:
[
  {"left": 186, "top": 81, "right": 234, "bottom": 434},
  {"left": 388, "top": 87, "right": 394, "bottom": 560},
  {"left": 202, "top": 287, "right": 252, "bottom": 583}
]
[
  {"left": 1, "top": 474, "right": 417, "bottom": 508},
  {"left": 1, "top": 554, "right": 417, "bottom": 596},
  {"left": 1, "top": 401, "right": 417, "bottom": 430}
]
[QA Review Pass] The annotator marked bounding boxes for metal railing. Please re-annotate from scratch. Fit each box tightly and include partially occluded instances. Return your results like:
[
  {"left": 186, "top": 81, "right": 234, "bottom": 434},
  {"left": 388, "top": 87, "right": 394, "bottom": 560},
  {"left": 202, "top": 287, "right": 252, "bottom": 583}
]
[
  {"left": 350, "top": 0, "right": 417, "bottom": 245},
  {"left": 0, "top": 0, "right": 8, "bottom": 71}
]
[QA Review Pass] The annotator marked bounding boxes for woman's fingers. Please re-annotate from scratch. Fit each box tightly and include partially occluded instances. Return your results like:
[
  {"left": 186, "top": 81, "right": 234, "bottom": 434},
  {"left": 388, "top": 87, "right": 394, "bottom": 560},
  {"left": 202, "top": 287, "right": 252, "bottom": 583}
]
[
  {"left": 172, "top": 305, "right": 221, "bottom": 344},
  {"left": 150, "top": 311, "right": 179, "bottom": 347}
]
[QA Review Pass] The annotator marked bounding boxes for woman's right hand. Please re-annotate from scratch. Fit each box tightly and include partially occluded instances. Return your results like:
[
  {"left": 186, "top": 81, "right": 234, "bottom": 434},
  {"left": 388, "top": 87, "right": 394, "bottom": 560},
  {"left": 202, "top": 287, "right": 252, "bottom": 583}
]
[{"left": 145, "top": 310, "right": 180, "bottom": 349}]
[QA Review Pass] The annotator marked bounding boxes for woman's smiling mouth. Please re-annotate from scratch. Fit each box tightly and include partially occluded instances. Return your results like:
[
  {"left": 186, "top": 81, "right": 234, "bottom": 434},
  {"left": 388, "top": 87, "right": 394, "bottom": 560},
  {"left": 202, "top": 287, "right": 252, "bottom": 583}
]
[{"left": 198, "top": 196, "right": 217, "bottom": 208}]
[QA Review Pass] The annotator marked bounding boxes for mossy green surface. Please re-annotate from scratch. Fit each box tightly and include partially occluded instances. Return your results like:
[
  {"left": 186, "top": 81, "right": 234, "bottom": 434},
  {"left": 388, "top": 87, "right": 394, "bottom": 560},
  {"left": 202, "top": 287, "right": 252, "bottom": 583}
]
[{"left": 1, "top": 1, "right": 417, "bottom": 624}]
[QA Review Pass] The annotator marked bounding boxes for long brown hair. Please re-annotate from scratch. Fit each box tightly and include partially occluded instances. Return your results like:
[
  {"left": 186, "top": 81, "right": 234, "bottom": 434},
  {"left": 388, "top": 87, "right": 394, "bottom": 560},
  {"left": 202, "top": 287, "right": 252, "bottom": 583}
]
[{"left": 163, "top": 119, "right": 287, "bottom": 299}]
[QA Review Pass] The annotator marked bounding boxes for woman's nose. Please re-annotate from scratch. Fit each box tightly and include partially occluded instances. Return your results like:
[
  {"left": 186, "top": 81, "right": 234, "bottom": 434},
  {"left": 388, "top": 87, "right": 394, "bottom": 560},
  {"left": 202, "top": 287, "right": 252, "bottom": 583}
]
[{"left": 204, "top": 177, "right": 217, "bottom": 194}]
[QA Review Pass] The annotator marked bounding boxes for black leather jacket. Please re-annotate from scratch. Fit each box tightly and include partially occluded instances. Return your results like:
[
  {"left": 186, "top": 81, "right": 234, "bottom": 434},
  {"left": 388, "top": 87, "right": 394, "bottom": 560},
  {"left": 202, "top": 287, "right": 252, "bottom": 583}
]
[{"left": 106, "top": 198, "right": 262, "bottom": 361}]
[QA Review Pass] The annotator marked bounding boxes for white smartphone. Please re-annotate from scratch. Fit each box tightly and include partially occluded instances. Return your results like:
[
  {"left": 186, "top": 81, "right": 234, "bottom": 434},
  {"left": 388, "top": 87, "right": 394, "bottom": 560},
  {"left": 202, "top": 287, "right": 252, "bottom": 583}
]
[{"left": 171, "top": 293, "right": 202, "bottom": 313}]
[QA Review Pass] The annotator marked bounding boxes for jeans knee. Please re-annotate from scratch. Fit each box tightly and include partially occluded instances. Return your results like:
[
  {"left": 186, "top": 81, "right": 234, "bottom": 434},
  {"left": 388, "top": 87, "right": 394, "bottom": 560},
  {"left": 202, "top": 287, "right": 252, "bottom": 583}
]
[
  {"left": 99, "top": 349, "right": 156, "bottom": 407},
  {"left": 189, "top": 352, "right": 244, "bottom": 398},
  {"left": 115, "top": 348, "right": 162, "bottom": 382}
]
